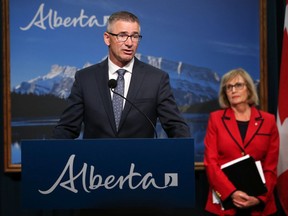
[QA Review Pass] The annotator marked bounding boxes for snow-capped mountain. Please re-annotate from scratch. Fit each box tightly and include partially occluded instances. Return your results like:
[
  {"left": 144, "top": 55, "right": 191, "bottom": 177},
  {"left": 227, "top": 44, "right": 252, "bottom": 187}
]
[
  {"left": 13, "top": 63, "right": 93, "bottom": 98},
  {"left": 12, "top": 54, "right": 220, "bottom": 106}
]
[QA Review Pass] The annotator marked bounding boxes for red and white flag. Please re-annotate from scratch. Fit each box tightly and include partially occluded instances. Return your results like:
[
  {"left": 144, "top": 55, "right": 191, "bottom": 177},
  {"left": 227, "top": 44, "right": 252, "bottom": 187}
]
[{"left": 277, "top": 0, "right": 288, "bottom": 215}]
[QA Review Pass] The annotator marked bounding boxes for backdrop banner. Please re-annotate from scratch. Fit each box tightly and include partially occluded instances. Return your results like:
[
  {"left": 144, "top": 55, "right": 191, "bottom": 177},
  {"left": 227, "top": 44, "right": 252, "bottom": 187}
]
[{"left": 21, "top": 138, "right": 195, "bottom": 209}]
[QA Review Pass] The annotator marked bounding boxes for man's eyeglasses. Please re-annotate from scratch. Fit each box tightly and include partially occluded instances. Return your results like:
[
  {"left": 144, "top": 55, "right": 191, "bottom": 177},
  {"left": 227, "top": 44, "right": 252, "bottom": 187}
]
[
  {"left": 225, "top": 82, "right": 246, "bottom": 92},
  {"left": 107, "top": 32, "right": 142, "bottom": 42}
]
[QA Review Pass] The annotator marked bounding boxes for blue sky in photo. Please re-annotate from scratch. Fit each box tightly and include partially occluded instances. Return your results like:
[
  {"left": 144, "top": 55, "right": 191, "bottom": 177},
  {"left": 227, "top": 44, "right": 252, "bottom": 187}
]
[{"left": 10, "top": 0, "right": 260, "bottom": 87}]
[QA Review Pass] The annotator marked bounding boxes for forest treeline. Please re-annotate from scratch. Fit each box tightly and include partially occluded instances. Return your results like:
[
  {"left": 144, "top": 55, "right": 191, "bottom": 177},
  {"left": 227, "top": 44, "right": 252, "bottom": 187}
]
[
  {"left": 10, "top": 92, "right": 220, "bottom": 119},
  {"left": 11, "top": 92, "right": 68, "bottom": 118}
]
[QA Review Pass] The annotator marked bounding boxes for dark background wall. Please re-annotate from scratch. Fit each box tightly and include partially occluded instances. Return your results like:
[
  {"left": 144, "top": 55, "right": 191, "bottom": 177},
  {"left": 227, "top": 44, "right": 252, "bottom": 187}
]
[{"left": 0, "top": 0, "right": 286, "bottom": 215}]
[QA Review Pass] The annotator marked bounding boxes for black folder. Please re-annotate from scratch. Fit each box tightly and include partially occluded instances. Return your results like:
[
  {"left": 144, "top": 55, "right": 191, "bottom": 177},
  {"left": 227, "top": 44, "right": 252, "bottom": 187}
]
[{"left": 221, "top": 155, "right": 267, "bottom": 197}]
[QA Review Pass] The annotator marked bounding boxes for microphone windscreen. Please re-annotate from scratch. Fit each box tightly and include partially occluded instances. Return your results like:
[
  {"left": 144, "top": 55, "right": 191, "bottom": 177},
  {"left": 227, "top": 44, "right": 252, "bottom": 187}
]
[{"left": 108, "top": 79, "right": 117, "bottom": 88}]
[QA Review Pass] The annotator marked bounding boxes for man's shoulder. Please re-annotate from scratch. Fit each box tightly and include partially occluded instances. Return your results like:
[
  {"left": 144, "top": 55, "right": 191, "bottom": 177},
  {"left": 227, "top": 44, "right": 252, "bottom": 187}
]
[
  {"left": 134, "top": 57, "right": 165, "bottom": 74},
  {"left": 76, "top": 59, "right": 107, "bottom": 75}
]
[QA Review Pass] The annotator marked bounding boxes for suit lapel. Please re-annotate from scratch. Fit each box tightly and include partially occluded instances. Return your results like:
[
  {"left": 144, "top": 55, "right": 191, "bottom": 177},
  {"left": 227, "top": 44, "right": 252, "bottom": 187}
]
[
  {"left": 243, "top": 107, "right": 263, "bottom": 148},
  {"left": 95, "top": 60, "right": 117, "bottom": 132},
  {"left": 222, "top": 107, "right": 263, "bottom": 154},
  {"left": 222, "top": 108, "right": 245, "bottom": 153},
  {"left": 118, "top": 58, "right": 145, "bottom": 130}
]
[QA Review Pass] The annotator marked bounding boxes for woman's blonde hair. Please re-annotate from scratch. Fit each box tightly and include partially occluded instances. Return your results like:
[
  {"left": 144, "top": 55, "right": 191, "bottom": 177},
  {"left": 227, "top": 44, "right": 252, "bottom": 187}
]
[{"left": 218, "top": 68, "right": 259, "bottom": 108}]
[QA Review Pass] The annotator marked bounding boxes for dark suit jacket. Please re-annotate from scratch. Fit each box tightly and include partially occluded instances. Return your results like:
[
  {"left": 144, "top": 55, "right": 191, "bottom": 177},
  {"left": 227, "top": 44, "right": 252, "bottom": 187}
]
[
  {"left": 204, "top": 106, "right": 279, "bottom": 215},
  {"left": 52, "top": 57, "right": 190, "bottom": 139}
]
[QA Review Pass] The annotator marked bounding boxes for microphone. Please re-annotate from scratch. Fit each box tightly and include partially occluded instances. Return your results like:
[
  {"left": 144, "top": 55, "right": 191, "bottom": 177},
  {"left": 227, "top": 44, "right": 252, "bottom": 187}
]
[
  {"left": 108, "top": 79, "right": 158, "bottom": 138},
  {"left": 108, "top": 79, "right": 117, "bottom": 89}
]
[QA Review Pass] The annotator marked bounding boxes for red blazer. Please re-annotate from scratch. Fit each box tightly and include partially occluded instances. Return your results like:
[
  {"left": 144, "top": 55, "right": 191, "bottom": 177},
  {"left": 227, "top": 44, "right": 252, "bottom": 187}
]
[{"left": 204, "top": 106, "right": 279, "bottom": 215}]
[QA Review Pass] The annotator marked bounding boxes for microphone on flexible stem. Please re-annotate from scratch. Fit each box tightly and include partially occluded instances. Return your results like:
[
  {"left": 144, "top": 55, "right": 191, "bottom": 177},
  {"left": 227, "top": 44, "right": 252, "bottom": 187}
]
[{"left": 108, "top": 79, "right": 158, "bottom": 138}]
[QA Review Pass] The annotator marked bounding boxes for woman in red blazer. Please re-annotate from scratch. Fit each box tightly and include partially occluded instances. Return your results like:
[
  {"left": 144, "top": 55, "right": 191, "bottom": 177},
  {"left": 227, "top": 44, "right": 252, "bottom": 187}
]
[{"left": 204, "top": 68, "right": 279, "bottom": 215}]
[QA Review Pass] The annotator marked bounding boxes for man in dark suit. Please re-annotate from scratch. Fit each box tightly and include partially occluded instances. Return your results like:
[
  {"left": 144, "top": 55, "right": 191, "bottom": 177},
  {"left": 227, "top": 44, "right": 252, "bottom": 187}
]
[{"left": 52, "top": 11, "right": 190, "bottom": 139}]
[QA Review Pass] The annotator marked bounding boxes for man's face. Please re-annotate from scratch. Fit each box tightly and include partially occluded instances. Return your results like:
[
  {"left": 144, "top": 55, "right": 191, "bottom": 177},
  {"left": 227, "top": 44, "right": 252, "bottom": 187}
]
[{"left": 104, "top": 20, "right": 140, "bottom": 67}]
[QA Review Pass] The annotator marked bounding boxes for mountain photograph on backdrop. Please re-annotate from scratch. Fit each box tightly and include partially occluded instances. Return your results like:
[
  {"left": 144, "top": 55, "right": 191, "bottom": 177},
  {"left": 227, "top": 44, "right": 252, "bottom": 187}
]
[{"left": 8, "top": 0, "right": 261, "bottom": 164}]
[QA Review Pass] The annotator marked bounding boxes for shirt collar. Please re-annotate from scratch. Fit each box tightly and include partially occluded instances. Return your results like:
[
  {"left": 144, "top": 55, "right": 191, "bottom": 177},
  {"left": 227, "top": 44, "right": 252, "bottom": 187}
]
[{"left": 108, "top": 58, "right": 134, "bottom": 75}]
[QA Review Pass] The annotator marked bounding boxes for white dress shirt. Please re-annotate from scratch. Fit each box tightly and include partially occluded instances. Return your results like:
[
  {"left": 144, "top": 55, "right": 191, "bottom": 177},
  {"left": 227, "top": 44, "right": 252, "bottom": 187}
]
[{"left": 108, "top": 58, "right": 134, "bottom": 107}]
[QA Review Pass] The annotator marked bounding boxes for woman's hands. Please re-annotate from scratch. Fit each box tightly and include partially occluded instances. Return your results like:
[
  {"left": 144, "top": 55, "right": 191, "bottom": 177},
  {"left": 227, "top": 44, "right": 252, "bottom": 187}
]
[{"left": 231, "top": 190, "right": 260, "bottom": 209}]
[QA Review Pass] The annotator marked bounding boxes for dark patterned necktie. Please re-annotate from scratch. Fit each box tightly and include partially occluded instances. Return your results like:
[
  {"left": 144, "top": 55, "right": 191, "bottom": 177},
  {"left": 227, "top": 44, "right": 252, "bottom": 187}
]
[{"left": 112, "top": 69, "right": 126, "bottom": 131}]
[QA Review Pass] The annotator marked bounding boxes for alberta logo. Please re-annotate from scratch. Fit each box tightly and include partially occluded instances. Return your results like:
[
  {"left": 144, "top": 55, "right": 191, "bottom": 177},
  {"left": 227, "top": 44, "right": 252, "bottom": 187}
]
[{"left": 39, "top": 154, "right": 178, "bottom": 194}]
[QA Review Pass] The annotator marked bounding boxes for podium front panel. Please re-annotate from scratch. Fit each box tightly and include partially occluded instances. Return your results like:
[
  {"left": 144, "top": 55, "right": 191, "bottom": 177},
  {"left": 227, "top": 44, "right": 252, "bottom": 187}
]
[{"left": 22, "top": 138, "right": 195, "bottom": 209}]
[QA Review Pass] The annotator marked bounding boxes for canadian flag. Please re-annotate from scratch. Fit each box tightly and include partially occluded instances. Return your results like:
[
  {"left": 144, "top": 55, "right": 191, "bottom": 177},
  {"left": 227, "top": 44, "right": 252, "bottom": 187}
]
[{"left": 277, "top": 0, "right": 288, "bottom": 215}]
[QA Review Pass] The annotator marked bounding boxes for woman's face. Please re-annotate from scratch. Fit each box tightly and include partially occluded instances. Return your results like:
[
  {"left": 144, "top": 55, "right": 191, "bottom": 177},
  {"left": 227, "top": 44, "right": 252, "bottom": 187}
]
[{"left": 225, "top": 75, "right": 249, "bottom": 107}]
